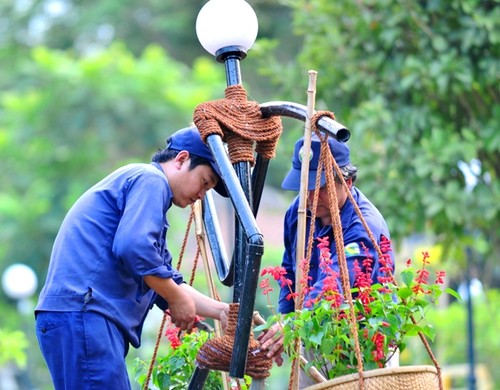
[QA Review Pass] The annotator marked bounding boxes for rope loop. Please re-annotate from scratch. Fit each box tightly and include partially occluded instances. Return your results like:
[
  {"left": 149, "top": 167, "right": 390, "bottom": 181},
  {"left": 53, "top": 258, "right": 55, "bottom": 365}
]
[{"left": 310, "top": 110, "right": 336, "bottom": 139}]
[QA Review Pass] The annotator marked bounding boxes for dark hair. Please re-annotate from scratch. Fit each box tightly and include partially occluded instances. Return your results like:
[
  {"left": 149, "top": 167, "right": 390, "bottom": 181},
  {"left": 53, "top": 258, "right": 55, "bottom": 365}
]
[
  {"left": 151, "top": 148, "right": 211, "bottom": 171},
  {"left": 336, "top": 163, "right": 358, "bottom": 184}
]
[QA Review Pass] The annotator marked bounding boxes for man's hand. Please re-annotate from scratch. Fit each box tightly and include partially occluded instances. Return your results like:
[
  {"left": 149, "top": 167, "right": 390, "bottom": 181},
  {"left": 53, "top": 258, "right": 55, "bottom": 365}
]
[
  {"left": 166, "top": 286, "right": 196, "bottom": 331},
  {"left": 257, "top": 322, "right": 285, "bottom": 366}
]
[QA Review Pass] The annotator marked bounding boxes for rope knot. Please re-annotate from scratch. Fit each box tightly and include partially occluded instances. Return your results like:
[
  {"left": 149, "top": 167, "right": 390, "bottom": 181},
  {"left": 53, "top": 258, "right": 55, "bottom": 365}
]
[{"left": 193, "top": 84, "right": 283, "bottom": 165}]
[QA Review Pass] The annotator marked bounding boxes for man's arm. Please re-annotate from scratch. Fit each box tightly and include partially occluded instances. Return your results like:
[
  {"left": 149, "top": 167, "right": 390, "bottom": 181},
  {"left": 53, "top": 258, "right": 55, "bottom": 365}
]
[
  {"left": 180, "top": 284, "right": 229, "bottom": 329},
  {"left": 144, "top": 275, "right": 196, "bottom": 331}
]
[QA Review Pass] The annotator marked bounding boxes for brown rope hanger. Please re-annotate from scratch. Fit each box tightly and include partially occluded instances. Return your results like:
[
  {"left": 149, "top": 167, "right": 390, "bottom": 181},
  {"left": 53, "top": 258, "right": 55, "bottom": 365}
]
[{"left": 192, "top": 86, "right": 348, "bottom": 383}]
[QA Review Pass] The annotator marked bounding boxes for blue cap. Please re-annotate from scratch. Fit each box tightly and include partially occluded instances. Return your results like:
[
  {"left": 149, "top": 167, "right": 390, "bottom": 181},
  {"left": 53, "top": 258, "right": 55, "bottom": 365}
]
[
  {"left": 166, "top": 127, "right": 228, "bottom": 197},
  {"left": 281, "top": 134, "right": 350, "bottom": 191}
]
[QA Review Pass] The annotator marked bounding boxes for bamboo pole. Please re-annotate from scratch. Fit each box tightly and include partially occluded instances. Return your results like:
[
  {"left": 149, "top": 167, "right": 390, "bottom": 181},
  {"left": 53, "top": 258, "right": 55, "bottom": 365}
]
[
  {"left": 291, "top": 70, "right": 318, "bottom": 390},
  {"left": 193, "top": 200, "right": 230, "bottom": 390},
  {"left": 295, "top": 70, "right": 318, "bottom": 304}
]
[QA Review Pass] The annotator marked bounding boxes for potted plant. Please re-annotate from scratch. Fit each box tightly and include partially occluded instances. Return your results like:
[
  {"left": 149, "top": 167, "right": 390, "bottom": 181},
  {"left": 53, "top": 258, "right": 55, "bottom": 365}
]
[
  {"left": 258, "top": 235, "right": 459, "bottom": 389},
  {"left": 133, "top": 318, "right": 252, "bottom": 390}
]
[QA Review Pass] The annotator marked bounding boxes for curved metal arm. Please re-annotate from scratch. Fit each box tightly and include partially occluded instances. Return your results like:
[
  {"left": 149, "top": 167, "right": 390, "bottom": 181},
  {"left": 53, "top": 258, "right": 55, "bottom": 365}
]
[
  {"left": 260, "top": 101, "right": 351, "bottom": 142},
  {"left": 204, "top": 101, "right": 351, "bottom": 286}
]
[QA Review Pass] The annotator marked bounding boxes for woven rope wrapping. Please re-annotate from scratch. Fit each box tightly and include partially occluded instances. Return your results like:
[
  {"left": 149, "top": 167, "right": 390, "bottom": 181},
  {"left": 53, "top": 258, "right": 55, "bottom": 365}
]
[
  {"left": 193, "top": 84, "right": 283, "bottom": 165},
  {"left": 196, "top": 303, "right": 273, "bottom": 379}
]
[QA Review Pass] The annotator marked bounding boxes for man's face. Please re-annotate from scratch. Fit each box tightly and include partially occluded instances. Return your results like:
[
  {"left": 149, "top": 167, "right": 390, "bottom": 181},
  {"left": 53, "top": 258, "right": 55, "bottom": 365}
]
[
  {"left": 170, "top": 153, "right": 219, "bottom": 208},
  {"left": 307, "top": 178, "right": 352, "bottom": 225}
]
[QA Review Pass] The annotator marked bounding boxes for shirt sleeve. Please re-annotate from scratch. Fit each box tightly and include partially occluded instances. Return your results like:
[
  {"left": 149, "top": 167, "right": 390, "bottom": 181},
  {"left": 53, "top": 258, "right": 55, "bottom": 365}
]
[{"left": 112, "top": 169, "right": 177, "bottom": 281}]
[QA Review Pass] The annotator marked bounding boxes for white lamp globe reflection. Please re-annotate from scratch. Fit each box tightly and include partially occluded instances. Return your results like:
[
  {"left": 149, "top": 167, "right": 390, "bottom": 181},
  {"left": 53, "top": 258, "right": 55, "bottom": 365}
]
[
  {"left": 196, "top": 0, "right": 258, "bottom": 60},
  {"left": 2, "top": 263, "right": 38, "bottom": 314}
]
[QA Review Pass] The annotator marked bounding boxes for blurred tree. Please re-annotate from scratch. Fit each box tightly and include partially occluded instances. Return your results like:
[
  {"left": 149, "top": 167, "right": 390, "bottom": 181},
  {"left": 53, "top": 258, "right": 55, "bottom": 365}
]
[
  {"left": 256, "top": 0, "right": 500, "bottom": 288},
  {"left": 0, "top": 43, "right": 226, "bottom": 279},
  {"left": 0, "top": 0, "right": 297, "bottom": 64},
  {"left": 410, "top": 289, "right": 500, "bottom": 386}
]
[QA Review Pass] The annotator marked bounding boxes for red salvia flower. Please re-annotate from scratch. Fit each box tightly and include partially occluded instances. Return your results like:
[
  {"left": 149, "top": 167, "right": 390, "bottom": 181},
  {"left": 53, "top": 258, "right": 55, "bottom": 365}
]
[
  {"left": 371, "top": 332, "right": 386, "bottom": 367},
  {"left": 415, "top": 268, "right": 430, "bottom": 286},
  {"left": 259, "top": 278, "right": 273, "bottom": 295},
  {"left": 287, "top": 292, "right": 298, "bottom": 301},
  {"left": 260, "top": 265, "right": 294, "bottom": 292},
  {"left": 261, "top": 233, "right": 453, "bottom": 381},
  {"left": 316, "top": 236, "right": 344, "bottom": 307},
  {"left": 165, "top": 327, "right": 182, "bottom": 349},
  {"left": 435, "top": 270, "right": 446, "bottom": 285},
  {"left": 422, "top": 251, "right": 430, "bottom": 264}
]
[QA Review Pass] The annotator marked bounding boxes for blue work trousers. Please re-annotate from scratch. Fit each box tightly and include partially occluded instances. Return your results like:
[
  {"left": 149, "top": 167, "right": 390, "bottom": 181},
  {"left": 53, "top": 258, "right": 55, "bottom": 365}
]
[{"left": 35, "top": 311, "right": 131, "bottom": 390}]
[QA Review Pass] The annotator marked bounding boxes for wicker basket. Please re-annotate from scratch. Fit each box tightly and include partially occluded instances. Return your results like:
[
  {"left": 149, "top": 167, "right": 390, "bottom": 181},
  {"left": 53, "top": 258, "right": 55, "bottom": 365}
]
[{"left": 304, "top": 365, "right": 440, "bottom": 390}]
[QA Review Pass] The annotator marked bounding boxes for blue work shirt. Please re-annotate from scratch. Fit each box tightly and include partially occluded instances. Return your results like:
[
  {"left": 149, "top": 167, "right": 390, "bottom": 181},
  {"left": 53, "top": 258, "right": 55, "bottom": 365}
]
[
  {"left": 278, "top": 186, "right": 394, "bottom": 314},
  {"left": 36, "top": 162, "right": 183, "bottom": 348}
]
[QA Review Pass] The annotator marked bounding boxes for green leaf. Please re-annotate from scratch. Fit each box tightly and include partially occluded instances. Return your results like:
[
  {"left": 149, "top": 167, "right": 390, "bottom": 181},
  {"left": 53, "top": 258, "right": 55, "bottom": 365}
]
[
  {"left": 421, "top": 324, "right": 437, "bottom": 341},
  {"left": 445, "top": 287, "right": 462, "bottom": 302},
  {"left": 309, "top": 330, "right": 326, "bottom": 346},
  {"left": 397, "top": 286, "right": 414, "bottom": 300},
  {"left": 400, "top": 269, "right": 414, "bottom": 286}
]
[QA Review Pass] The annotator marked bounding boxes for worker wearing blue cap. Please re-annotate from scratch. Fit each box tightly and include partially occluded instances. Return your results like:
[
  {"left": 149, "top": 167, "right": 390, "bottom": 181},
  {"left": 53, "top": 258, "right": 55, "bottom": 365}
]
[
  {"left": 35, "top": 126, "right": 229, "bottom": 389},
  {"left": 259, "top": 134, "right": 394, "bottom": 386}
]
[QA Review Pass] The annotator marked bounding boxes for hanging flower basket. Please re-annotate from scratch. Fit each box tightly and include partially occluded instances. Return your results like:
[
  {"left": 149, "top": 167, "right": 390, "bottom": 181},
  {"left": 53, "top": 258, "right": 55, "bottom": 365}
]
[
  {"left": 305, "top": 365, "right": 440, "bottom": 390},
  {"left": 257, "top": 133, "right": 458, "bottom": 390}
]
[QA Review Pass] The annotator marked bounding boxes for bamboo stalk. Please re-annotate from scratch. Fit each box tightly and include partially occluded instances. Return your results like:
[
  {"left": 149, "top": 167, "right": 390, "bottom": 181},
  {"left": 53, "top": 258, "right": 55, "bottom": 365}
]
[
  {"left": 291, "top": 70, "right": 318, "bottom": 390},
  {"left": 295, "top": 70, "right": 318, "bottom": 302}
]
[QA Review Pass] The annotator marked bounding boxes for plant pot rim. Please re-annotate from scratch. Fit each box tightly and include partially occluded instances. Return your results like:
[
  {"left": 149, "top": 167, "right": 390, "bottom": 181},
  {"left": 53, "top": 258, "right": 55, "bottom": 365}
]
[{"left": 305, "top": 365, "right": 439, "bottom": 390}]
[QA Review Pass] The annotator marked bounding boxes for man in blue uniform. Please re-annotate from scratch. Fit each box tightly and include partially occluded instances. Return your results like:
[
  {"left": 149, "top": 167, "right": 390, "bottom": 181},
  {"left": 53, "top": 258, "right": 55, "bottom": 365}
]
[
  {"left": 259, "top": 134, "right": 394, "bottom": 386},
  {"left": 35, "top": 126, "right": 229, "bottom": 389}
]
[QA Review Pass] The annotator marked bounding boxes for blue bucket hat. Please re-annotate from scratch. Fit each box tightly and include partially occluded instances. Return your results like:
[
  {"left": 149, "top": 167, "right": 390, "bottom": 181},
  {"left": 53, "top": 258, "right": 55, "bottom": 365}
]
[
  {"left": 281, "top": 134, "right": 350, "bottom": 191},
  {"left": 166, "top": 126, "right": 228, "bottom": 197}
]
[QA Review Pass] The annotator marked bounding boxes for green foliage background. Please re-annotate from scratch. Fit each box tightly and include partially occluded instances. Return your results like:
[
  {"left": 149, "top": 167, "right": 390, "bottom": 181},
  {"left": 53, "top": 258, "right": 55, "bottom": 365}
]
[{"left": 0, "top": 0, "right": 498, "bottom": 388}]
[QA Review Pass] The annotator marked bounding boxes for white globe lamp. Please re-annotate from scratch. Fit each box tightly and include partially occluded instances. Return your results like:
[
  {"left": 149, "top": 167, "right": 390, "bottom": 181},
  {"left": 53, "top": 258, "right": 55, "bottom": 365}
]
[
  {"left": 196, "top": 0, "right": 258, "bottom": 62},
  {"left": 2, "top": 263, "right": 38, "bottom": 301}
]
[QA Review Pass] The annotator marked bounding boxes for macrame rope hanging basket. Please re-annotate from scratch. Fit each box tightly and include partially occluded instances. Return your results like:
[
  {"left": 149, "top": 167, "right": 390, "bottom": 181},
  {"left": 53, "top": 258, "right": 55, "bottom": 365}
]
[{"left": 300, "top": 125, "right": 442, "bottom": 390}]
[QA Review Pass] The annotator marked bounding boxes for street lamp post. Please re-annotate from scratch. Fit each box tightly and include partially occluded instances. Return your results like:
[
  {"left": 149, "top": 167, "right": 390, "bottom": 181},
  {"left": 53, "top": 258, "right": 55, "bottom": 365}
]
[
  {"left": 196, "top": 0, "right": 261, "bottom": 381},
  {"left": 192, "top": 2, "right": 351, "bottom": 387},
  {"left": 1, "top": 263, "right": 38, "bottom": 390},
  {"left": 464, "top": 247, "right": 478, "bottom": 390}
]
